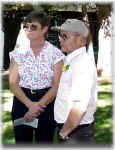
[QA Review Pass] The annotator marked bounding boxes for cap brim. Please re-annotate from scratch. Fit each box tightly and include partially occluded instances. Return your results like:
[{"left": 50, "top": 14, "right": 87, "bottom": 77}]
[{"left": 51, "top": 26, "right": 61, "bottom": 31}]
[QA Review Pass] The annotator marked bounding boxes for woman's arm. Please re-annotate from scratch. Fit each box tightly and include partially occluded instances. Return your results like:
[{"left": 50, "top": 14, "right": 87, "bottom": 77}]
[
  {"left": 25, "top": 60, "right": 63, "bottom": 121},
  {"left": 9, "top": 58, "right": 44, "bottom": 114},
  {"left": 38, "top": 60, "right": 64, "bottom": 106}
]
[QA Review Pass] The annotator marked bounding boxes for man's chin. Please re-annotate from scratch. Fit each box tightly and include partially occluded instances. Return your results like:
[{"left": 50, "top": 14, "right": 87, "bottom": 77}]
[{"left": 61, "top": 47, "right": 66, "bottom": 53}]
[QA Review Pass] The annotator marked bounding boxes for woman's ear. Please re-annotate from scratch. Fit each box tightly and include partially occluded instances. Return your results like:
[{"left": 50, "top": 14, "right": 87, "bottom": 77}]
[{"left": 42, "top": 26, "right": 48, "bottom": 35}]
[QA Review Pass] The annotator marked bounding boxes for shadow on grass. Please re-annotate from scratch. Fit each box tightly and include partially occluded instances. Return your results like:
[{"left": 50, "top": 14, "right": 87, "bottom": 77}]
[
  {"left": 100, "top": 82, "right": 112, "bottom": 86},
  {"left": 2, "top": 111, "right": 15, "bottom": 144},
  {"left": 2, "top": 81, "right": 9, "bottom": 90},
  {"left": 2, "top": 98, "right": 9, "bottom": 104},
  {"left": 2, "top": 111, "right": 12, "bottom": 122},
  {"left": 94, "top": 105, "right": 113, "bottom": 144},
  {"left": 2, "top": 124, "right": 15, "bottom": 144},
  {"left": 98, "top": 91, "right": 113, "bottom": 100}
]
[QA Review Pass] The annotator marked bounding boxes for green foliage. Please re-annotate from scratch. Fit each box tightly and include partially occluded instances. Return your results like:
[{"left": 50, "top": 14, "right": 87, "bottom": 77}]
[
  {"left": 96, "top": 3, "right": 112, "bottom": 24},
  {"left": 2, "top": 111, "right": 15, "bottom": 144},
  {"left": 2, "top": 122, "right": 15, "bottom": 144},
  {"left": 3, "top": 2, "right": 112, "bottom": 22},
  {"left": 94, "top": 82, "right": 113, "bottom": 144},
  {"left": 98, "top": 91, "right": 112, "bottom": 100},
  {"left": 2, "top": 97, "right": 9, "bottom": 104},
  {"left": 94, "top": 105, "right": 113, "bottom": 144},
  {"left": 3, "top": 3, "right": 34, "bottom": 11},
  {"left": 2, "top": 111, "right": 12, "bottom": 122}
]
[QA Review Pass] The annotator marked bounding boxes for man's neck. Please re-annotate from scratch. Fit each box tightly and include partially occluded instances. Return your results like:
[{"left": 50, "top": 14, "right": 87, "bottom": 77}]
[{"left": 67, "top": 45, "right": 85, "bottom": 55}]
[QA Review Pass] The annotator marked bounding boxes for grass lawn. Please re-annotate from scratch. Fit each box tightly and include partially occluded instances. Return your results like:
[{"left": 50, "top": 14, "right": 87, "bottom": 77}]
[
  {"left": 94, "top": 81, "right": 113, "bottom": 144},
  {"left": 2, "top": 79, "right": 113, "bottom": 145}
]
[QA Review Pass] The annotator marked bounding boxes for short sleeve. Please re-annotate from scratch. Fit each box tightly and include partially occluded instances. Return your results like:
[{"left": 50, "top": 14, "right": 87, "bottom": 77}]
[
  {"left": 9, "top": 48, "right": 24, "bottom": 65},
  {"left": 52, "top": 47, "right": 65, "bottom": 64}
]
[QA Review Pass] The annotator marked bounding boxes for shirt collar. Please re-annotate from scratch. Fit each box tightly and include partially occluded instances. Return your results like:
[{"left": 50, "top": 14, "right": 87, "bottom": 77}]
[
  {"left": 29, "top": 40, "right": 49, "bottom": 55},
  {"left": 65, "top": 46, "right": 86, "bottom": 64}
]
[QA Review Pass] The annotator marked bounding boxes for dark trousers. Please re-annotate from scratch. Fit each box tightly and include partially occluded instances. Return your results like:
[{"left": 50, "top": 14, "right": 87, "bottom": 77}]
[
  {"left": 57, "top": 122, "right": 94, "bottom": 145},
  {"left": 11, "top": 87, "right": 56, "bottom": 144}
]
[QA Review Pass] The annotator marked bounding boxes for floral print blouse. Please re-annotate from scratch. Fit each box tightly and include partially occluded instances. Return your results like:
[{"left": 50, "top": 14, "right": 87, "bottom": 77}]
[{"left": 9, "top": 41, "right": 65, "bottom": 90}]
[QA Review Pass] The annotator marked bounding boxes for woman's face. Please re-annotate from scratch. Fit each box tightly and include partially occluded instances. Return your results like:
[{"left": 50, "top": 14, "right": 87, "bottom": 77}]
[{"left": 24, "top": 21, "right": 48, "bottom": 40}]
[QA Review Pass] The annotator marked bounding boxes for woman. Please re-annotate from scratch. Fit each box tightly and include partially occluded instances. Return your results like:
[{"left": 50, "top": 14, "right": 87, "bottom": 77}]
[{"left": 9, "top": 10, "right": 65, "bottom": 144}]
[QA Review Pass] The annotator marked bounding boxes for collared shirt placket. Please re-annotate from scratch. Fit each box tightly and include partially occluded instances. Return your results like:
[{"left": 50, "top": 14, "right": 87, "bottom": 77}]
[{"left": 32, "top": 54, "right": 40, "bottom": 90}]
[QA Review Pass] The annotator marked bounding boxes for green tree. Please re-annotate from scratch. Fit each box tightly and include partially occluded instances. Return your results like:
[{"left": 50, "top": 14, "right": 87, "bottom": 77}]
[{"left": 3, "top": 2, "right": 113, "bottom": 67}]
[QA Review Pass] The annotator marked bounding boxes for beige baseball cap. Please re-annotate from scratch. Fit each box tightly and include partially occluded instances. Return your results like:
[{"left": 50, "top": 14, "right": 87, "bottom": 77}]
[{"left": 52, "top": 19, "right": 89, "bottom": 38}]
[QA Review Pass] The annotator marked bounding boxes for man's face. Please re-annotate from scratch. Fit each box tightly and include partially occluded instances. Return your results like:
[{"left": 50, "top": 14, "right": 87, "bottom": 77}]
[{"left": 58, "top": 31, "right": 81, "bottom": 54}]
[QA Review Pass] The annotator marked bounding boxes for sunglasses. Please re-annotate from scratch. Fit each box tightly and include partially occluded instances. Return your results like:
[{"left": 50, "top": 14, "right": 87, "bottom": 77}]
[
  {"left": 58, "top": 33, "right": 71, "bottom": 41},
  {"left": 23, "top": 24, "right": 38, "bottom": 31}
]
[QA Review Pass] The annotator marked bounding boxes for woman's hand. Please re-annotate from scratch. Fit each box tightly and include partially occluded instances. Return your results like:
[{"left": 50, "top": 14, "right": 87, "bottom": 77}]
[{"left": 24, "top": 102, "right": 46, "bottom": 122}]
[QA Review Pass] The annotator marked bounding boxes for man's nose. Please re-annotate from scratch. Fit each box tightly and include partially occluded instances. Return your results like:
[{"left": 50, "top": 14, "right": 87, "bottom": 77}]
[{"left": 59, "top": 36, "right": 64, "bottom": 42}]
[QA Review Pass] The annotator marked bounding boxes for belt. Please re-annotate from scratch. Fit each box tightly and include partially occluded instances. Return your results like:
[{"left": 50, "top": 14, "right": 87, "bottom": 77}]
[
  {"left": 21, "top": 87, "right": 51, "bottom": 94},
  {"left": 31, "top": 89, "right": 38, "bottom": 94},
  {"left": 77, "top": 122, "right": 94, "bottom": 129},
  {"left": 57, "top": 122, "right": 94, "bottom": 130}
]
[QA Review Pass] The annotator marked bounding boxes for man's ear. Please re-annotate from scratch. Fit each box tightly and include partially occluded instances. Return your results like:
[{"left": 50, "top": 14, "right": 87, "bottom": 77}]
[{"left": 79, "top": 35, "right": 86, "bottom": 46}]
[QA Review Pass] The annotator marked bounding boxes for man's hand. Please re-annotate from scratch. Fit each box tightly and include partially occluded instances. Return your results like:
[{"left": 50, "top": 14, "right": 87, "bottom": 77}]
[{"left": 24, "top": 102, "right": 46, "bottom": 122}]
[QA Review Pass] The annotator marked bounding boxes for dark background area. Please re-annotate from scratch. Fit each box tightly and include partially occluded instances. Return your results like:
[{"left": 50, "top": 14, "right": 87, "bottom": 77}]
[{"left": 2, "top": 4, "right": 100, "bottom": 70}]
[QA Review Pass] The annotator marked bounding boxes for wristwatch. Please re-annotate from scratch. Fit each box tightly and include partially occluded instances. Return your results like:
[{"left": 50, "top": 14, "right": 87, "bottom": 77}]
[{"left": 59, "top": 132, "right": 69, "bottom": 141}]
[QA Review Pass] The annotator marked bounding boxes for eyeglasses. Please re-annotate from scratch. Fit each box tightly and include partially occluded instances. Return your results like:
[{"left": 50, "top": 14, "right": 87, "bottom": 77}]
[
  {"left": 58, "top": 33, "right": 71, "bottom": 41},
  {"left": 59, "top": 32, "right": 80, "bottom": 41},
  {"left": 23, "top": 24, "right": 38, "bottom": 31}
]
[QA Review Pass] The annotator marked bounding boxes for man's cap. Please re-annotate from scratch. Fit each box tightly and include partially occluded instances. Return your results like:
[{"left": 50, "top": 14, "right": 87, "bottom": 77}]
[{"left": 51, "top": 19, "right": 89, "bottom": 38}]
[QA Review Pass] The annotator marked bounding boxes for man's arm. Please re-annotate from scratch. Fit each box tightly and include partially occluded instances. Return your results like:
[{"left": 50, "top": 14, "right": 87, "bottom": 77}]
[{"left": 59, "top": 102, "right": 87, "bottom": 137}]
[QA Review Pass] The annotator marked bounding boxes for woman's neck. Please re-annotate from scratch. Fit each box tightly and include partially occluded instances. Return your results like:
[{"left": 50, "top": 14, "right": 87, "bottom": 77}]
[{"left": 30, "top": 38, "right": 45, "bottom": 56}]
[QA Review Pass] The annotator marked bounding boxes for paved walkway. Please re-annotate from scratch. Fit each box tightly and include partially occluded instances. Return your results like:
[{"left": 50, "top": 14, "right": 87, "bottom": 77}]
[
  {"left": 2, "top": 93, "right": 13, "bottom": 111},
  {"left": 2, "top": 93, "right": 13, "bottom": 112}
]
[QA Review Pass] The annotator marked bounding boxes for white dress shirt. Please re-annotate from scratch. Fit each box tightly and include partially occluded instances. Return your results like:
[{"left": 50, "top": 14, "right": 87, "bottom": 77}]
[{"left": 54, "top": 46, "right": 97, "bottom": 125}]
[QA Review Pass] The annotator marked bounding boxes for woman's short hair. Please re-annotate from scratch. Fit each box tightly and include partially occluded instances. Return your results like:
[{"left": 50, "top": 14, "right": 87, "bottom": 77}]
[{"left": 23, "top": 10, "right": 50, "bottom": 28}]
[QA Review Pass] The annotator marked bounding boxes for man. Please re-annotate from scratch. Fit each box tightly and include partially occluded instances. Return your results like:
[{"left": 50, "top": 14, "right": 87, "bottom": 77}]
[{"left": 54, "top": 19, "right": 97, "bottom": 144}]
